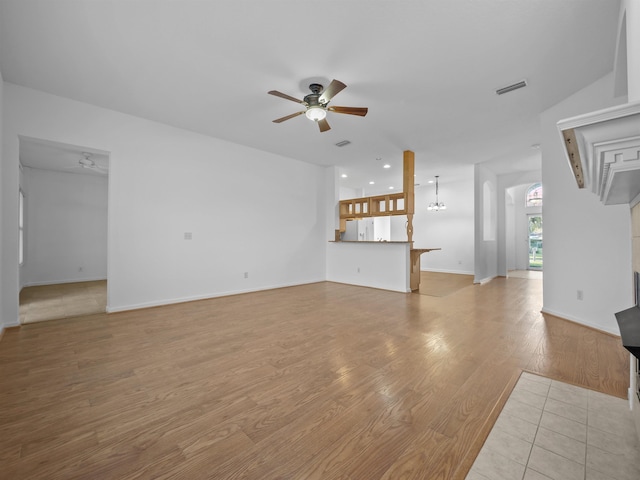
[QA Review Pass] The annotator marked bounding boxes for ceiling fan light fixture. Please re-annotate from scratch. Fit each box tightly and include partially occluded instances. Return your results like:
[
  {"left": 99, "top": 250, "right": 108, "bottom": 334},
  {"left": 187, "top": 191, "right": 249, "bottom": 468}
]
[
  {"left": 305, "top": 106, "right": 326, "bottom": 121},
  {"left": 269, "top": 80, "right": 367, "bottom": 132},
  {"left": 79, "top": 153, "right": 94, "bottom": 168}
]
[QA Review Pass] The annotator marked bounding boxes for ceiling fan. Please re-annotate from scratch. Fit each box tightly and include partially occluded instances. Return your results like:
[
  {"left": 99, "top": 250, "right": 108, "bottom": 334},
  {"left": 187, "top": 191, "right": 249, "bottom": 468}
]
[
  {"left": 69, "top": 152, "right": 108, "bottom": 174},
  {"left": 268, "top": 79, "right": 368, "bottom": 132}
]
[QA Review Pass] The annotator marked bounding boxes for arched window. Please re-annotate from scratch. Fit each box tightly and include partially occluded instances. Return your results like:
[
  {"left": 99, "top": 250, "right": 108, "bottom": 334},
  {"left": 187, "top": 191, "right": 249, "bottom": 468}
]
[{"left": 526, "top": 183, "right": 542, "bottom": 207}]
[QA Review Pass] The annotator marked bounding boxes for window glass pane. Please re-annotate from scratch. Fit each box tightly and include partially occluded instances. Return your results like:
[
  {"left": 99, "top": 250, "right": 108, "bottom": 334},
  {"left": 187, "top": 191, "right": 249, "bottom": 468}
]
[
  {"left": 19, "top": 190, "right": 24, "bottom": 265},
  {"left": 528, "top": 215, "right": 543, "bottom": 269},
  {"left": 526, "top": 183, "right": 542, "bottom": 207}
]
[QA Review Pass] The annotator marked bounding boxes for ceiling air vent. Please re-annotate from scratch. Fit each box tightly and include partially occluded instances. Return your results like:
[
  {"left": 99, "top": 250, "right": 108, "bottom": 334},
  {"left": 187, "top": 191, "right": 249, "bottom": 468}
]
[
  {"left": 335, "top": 140, "right": 351, "bottom": 147},
  {"left": 496, "top": 80, "right": 528, "bottom": 95}
]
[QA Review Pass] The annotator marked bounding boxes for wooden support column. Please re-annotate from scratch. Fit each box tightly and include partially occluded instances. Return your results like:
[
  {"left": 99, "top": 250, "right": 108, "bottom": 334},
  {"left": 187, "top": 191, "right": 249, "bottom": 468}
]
[{"left": 403, "top": 150, "right": 415, "bottom": 245}]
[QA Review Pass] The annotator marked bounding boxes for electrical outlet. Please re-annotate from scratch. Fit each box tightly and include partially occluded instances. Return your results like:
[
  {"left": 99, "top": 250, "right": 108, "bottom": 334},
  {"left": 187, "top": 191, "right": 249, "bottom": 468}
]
[
  {"left": 244, "top": 272, "right": 248, "bottom": 279},
  {"left": 184, "top": 232, "right": 192, "bottom": 240},
  {"left": 577, "top": 290, "right": 583, "bottom": 301}
]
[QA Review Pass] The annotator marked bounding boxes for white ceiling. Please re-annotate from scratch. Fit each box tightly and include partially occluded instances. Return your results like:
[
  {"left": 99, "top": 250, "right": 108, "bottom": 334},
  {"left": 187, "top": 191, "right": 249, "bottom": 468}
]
[{"left": 0, "top": 0, "right": 622, "bottom": 194}]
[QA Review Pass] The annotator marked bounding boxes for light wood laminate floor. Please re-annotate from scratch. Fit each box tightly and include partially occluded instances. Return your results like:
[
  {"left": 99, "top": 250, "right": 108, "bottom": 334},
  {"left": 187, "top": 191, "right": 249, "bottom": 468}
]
[
  {"left": 0, "top": 277, "right": 629, "bottom": 479},
  {"left": 508, "top": 270, "right": 543, "bottom": 280},
  {"left": 417, "top": 271, "right": 475, "bottom": 297}
]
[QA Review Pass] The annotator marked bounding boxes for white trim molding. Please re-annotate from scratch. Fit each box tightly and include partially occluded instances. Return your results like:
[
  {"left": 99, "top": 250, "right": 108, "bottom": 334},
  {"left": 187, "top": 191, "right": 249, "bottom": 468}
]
[{"left": 557, "top": 101, "right": 640, "bottom": 206}]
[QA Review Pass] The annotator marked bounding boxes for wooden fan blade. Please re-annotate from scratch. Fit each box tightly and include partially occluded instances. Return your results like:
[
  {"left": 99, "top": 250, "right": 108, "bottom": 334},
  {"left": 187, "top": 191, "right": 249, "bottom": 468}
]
[
  {"left": 328, "top": 106, "right": 368, "bottom": 117},
  {"left": 268, "top": 90, "right": 305, "bottom": 104},
  {"left": 273, "top": 111, "right": 305, "bottom": 123},
  {"left": 318, "top": 118, "right": 331, "bottom": 132},
  {"left": 319, "top": 79, "right": 347, "bottom": 103}
]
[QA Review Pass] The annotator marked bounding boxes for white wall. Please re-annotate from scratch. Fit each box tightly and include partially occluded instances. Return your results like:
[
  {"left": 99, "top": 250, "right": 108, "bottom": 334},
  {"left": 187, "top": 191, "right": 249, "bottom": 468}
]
[
  {"left": 342, "top": 221, "right": 357, "bottom": 241},
  {"left": 414, "top": 172, "right": 475, "bottom": 275},
  {"left": 325, "top": 166, "right": 340, "bottom": 241},
  {"left": 22, "top": 167, "right": 108, "bottom": 286},
  {"left": 390, "top": 215, "right": 407, "bottom": 242},
  {"left": 541, "top": 73, "right": 630, "bottom": 335},
  {"left": 623, "top": 0, "right": 639, "bottom": 102},
  {"left": 0, "top": 68, "right": 8, "bottom": 332},
  {"left": 2, "top": 84, "right": 327, "bottom": 318},
  {"left": 505, "top": 189, "right": 516, "bottom": 271},
  {"left": 18, "top": 164, "right": 24, "bottom": 288},
  {"left": 326, "top": 242, "right": 410, "bottom": 292},
  {"left": 474, "top": 164, "right": 498, "bottom": 283},
  {"left": 339, "top": 186, "right": 359, "bottom": 200}
]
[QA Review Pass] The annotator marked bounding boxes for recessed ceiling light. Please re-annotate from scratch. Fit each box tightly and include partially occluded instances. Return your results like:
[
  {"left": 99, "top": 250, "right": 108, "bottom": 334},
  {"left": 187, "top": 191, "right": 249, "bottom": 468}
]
[
  {"left": 335, "top": 140, "right": 351, "bottom": 147},
  {"left": 383, "top": 164, "right": 391, "bottom": 169},
  {"left": 428, "top": 180, "right": 434, "bottom": 184},
  {"left": 341, "top": 174, "right": 348, "bottom": 178},
  {"left": 531, "top": 143, "right": 540, "bottom": 149},
  {"left": 369, "top": 181, "right": 375, "bottom": 185},
  {"left": 389, "top": 186, "right": 394, "bottom": 190}
]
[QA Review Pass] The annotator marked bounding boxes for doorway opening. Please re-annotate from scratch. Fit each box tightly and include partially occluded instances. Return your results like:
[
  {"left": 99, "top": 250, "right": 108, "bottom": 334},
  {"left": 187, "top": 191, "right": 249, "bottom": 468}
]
[
  {"left": 504, "top": 182, "right": 543, "bottom": 280},
  {"left": 528, "top": 214, "right": 543, "bottom": 270},
  {"left": 18, "top": 136, "right": 110, "bottom": 324}
]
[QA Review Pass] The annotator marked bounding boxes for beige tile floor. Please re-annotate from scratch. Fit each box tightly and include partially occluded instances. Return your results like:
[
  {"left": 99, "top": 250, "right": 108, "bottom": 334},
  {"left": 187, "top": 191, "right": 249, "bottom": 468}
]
[
  {"left": 466, "top": 372, "right": 640, "bottom": 480},
  {"left": 19, "top": 280, "right": 107, "bottom": 324}
]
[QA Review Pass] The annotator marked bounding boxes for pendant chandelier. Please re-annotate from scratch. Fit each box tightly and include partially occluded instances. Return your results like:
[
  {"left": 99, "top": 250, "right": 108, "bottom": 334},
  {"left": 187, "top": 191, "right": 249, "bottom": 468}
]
[{"left": 428, "top": 176, "right": 446, "bottom": 211}]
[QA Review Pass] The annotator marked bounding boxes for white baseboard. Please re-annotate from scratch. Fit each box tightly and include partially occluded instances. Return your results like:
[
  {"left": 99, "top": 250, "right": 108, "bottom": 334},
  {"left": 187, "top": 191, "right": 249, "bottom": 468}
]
[
  {"left": 107, "top": 278, "right": 325, "bottom": 313},
  {"left": 22, "top": 277, "right": 107, "bottom": 288},
  {"left": 540, "top": 307, "right": 620, "bottom": 336}
]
